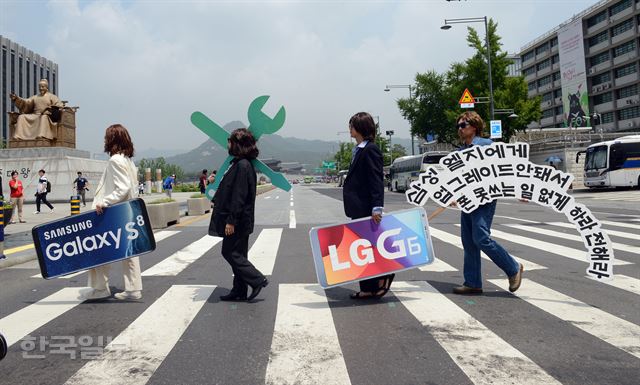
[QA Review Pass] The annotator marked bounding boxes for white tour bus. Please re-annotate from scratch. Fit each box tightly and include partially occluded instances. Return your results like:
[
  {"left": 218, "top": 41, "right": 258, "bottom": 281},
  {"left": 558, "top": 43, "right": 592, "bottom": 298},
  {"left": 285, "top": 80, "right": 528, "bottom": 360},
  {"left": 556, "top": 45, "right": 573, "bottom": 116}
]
[
  {"left": 576, "top": 135, "right": 640, "bottom": 188},
  {"left": 390, "top": 151, "right": 449, "bottom": 192}
]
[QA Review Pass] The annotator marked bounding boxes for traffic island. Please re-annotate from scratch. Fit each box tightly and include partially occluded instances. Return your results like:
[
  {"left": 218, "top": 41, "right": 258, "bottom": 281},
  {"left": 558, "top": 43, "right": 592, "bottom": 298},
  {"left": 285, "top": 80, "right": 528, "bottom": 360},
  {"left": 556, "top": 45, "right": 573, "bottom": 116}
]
[
  {"left": 147, "top": 198, "right": 180, "bottom": 229},
  {"left": 187, "top": 194, "right": 211, "bottom": 216}
]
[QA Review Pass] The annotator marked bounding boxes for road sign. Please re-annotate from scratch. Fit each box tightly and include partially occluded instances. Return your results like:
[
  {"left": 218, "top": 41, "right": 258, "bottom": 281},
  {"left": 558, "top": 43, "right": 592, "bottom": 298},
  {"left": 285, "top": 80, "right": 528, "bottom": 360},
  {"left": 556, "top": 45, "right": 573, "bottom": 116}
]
[
  {"left": 490, "top": 120, "right": 502, "bottom": 139},
  {"left": 322, "top": 161, "right": 336, "bottom": 169},
  {"left": 459, "top": 88, "right": 475, "bottom": 108}
]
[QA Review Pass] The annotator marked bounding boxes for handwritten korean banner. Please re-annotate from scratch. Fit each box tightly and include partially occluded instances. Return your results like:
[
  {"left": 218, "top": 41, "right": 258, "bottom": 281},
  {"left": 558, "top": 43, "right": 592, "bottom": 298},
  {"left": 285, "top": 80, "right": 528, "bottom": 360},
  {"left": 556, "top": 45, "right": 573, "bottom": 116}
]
[{"left": 406, "top": 142, "right": 614, "bottom": 281}]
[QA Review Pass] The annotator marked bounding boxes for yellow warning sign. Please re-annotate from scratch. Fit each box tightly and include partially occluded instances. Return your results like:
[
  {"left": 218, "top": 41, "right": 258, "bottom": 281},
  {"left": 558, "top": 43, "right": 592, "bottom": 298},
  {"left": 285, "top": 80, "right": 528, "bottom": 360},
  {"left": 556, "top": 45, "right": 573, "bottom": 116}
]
[{"left": 459, "top": 88, "right": 475, "bottom": 107}]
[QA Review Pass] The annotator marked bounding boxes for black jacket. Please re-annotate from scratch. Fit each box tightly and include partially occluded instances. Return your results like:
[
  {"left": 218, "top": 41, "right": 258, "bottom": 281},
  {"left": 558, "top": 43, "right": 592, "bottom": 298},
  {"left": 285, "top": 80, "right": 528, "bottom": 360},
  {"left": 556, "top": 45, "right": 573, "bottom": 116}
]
[
  {"left": 342, "top": 141, "right": 384, "bottom": 219},
  {"left": 210, "top": 158, "right": 257, "bottom": 236}
]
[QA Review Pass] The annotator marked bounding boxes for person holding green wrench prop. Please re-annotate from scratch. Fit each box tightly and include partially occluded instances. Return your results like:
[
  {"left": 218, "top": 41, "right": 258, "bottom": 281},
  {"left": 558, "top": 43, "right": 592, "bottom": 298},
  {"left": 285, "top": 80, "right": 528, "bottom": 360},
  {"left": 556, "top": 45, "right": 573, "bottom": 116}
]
[{"left": 191, "top": 95, "right": 292, "bottom": 199}]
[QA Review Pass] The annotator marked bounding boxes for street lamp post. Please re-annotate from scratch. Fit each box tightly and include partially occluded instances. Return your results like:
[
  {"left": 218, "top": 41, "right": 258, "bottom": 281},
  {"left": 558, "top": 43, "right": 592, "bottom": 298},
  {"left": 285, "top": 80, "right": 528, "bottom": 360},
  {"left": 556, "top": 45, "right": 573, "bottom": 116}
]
[
  {"left": 386, "top": 130, "right": 395, "bottom": 166},
  {"left": 591, "top": 112, "right": 603, "bottom": 141},
  {"left": 441, "top": 16, "right": 494, "bottom": 120},
  {"left": 384, "top": 84, "right": 415, "bottom": 155}
]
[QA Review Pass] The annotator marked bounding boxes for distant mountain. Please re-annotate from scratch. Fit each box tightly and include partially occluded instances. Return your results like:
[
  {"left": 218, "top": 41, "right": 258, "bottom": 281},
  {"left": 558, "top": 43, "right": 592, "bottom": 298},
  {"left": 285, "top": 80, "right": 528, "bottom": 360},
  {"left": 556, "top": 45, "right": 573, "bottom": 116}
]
[
  {"left": 163, "top": 121, "right": 412, "bottom": 173},
  {"left": 135, "top": 147, "right": 189, "bottom": 160}
]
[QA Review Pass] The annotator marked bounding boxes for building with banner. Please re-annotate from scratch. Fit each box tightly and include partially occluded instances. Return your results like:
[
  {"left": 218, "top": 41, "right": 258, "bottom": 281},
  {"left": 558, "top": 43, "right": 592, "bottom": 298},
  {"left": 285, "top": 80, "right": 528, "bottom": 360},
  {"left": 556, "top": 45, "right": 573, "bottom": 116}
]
[
  {"left": 0, "top": 36, "right": 59, "bottom": 146},
  {"left": 520, "top": 0, "right": 639, "bottom": 132}
]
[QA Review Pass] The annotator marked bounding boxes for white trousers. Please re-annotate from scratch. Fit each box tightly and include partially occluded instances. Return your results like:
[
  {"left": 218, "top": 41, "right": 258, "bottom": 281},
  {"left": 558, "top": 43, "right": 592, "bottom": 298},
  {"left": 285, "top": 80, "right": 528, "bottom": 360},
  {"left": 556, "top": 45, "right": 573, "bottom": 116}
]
[{"left": 87, "top": 257, "right": 142, "bottom": 292}]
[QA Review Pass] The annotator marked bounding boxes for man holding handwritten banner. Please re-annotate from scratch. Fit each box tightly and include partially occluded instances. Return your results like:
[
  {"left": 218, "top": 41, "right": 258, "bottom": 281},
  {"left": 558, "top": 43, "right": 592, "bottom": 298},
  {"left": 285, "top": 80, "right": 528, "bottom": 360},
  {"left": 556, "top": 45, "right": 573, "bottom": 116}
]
[{"left": 452, "top": 112, "right": 523, "bottom": 295}]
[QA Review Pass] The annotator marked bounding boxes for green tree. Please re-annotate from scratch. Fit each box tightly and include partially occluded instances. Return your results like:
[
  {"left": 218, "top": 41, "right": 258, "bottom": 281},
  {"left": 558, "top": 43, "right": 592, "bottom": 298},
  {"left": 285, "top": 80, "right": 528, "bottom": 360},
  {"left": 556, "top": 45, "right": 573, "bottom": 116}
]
[
  {"left": 333, "top": 142, "right": 355, "bottom": 171},
  {"left": 137, "top": 157, "right": 184, "bottom": 181},
  {"left": 397, "top": 71, "right": 456, "bottom": 145},
  {"left": 397, "top": 19, "right": 541, "bottom": 144}
]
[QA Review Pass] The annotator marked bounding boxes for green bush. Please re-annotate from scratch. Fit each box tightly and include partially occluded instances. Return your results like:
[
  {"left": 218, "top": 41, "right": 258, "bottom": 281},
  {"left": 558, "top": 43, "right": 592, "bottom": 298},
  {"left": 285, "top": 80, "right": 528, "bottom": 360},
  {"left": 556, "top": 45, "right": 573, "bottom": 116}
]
[
  {"left": 190, "top": 193, "right": 206, "bottom": 198},
  {"left": 173, "top": 183, "right": 200, "bottom": 193},
  {"left": 148, "top": 198, "right": 176, "bottom": 205}
]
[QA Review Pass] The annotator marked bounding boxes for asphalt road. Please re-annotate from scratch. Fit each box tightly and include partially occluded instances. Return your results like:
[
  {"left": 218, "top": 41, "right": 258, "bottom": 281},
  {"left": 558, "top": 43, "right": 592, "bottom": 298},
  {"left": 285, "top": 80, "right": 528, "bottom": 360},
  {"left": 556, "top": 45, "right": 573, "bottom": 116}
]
[{"left": 0, "top": 185, "right": 638, "bottom": 385}]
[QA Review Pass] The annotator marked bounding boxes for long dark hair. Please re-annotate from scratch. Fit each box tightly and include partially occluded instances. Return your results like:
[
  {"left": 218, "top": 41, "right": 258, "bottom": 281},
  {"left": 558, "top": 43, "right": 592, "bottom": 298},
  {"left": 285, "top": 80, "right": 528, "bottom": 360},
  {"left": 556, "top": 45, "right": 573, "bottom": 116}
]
[
  {"left": 228, "top": 128, "right": 259, "bottom": 159},
  {"left": 104, "top": 124, "right": 135, "bottom": 157}
]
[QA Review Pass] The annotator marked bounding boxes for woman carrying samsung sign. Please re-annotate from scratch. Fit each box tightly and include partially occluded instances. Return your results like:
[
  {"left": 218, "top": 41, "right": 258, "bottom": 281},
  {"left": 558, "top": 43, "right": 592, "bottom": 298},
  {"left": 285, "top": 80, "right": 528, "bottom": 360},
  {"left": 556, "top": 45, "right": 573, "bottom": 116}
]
[{"left": 85, "top": 124, "right": 143, "bottom": 301}]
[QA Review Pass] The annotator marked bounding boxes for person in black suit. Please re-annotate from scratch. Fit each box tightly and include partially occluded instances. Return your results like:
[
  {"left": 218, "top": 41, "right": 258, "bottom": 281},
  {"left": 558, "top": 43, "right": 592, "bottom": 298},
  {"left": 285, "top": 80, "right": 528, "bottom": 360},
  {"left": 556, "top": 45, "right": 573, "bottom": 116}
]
[
  {"left": 209, "top": 128, "right": 268, "bottom": 302},
  {"left": 343, "top": 112, "right": 394, "bottom": 299}
]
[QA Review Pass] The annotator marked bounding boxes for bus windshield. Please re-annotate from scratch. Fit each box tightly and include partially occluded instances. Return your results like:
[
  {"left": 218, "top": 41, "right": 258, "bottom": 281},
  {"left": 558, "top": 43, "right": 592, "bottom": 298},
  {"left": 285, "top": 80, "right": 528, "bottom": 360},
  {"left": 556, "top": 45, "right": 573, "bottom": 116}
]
[
  {"left": 423, "top": 154, "right": 447, "bottom": 164},
  {"left": 585, "top": 145, "right": 608, "bottom": 171}
]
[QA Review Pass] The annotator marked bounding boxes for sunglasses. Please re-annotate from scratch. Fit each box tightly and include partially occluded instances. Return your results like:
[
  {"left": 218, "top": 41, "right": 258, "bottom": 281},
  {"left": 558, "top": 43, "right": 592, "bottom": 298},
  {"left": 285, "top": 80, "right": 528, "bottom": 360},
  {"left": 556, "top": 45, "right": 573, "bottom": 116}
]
[{"left": 456, "top": 121, "right": 470, "bottom": 129}]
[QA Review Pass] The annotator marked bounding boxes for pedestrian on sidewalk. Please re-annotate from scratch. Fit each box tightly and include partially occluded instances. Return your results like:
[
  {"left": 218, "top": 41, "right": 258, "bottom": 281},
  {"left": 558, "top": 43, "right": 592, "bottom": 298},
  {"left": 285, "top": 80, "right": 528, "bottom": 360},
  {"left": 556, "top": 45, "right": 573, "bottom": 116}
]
[
  {"left": 34, "top": 169, "right": 54, "bottom": 214},
  {"left": 343, "top": 112, "right": 394, "bottom": 300},
  {"left": 85, "top": 124, "right": 143, "bottom": 301},
  {"left": 72, "top": 171, "right": 89, "bottom": 206},
  {"left": 199, "top": 169, "right": 207, "bottom": 194},
  {"left": 8, "top": 171, "right": 26, "bottom": 223},
  {"left": 208, "top": 169, "right": 217, "bottom": 185},
  {"left": 210, "top": 128, "right": 268, "bottom": 302},
  {"left": 163, "top": 174, "right": 175, "bottom": 198},
  {"left": 452, "top": 111, "right": 523, "bottom": 295}
]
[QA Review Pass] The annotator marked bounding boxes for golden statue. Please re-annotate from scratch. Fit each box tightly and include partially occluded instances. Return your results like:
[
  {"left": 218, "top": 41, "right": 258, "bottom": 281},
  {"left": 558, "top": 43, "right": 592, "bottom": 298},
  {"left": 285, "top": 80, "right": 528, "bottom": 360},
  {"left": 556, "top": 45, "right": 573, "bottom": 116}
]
[
  {"left": 8, "top": 79, "right": 77, "bottom": 148},
  {"left": 10, "top": 79, "right": 63, "bottom": 141}
]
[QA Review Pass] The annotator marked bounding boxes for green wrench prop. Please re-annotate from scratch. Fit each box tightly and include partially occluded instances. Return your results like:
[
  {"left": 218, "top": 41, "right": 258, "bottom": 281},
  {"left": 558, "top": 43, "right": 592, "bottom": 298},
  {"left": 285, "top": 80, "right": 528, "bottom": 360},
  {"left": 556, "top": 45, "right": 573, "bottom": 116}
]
[{"left": 191, "top": 95, "right": 292, "bottom": 200}]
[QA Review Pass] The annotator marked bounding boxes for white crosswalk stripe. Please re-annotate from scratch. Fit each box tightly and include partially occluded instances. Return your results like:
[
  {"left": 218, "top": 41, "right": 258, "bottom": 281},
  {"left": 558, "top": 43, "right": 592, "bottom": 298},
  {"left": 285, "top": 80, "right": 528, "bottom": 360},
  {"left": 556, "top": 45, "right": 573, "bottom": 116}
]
[
  {"left": 488, "top": 279, "right": 640, "bottom": 359},
  {"left": 141, "top": 235, "right": 222, "bottom": 276},
  {"left": 418, "top": 258, "right": 458, "bottom": 272},
  {"left": 248, "top": 228, "right": 283, "bottom": 276},
  {"left": 430, "top": 227, "right": 546, "bottom": 271},
  {"left": 152, "top": 230, "right": 180, "bottom": 242},
  {"left": 595, "top": 274, "right": 640, "bottom": 296},
  {"left": 64, "top": 285, "right": 216, "bottom": 385},
  {"left": 392, "top": 281, "right": 561, "bottom": 385},
  {"left": 548, "top": 222, "right": 639, "bottom": 241},
  {"left": 599, "top": 220, "right": 640, "bottom": 231},
  {"left": 457, "top": 225, "right": 633, "bottom": 266},
  {"left": 0, "top": 287, "right": 89, "bottom": 346},
  {"left": 504, "top": 224, "right": 640, "bottom": 254},
  {"left": 265, "top": 284, "right": 351, "bottom": 385}
]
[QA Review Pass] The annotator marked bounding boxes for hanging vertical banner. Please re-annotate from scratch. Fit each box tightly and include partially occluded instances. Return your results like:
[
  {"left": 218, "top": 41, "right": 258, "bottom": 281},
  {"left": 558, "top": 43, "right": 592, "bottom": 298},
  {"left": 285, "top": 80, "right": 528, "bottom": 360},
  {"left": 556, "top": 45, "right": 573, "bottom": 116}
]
[{"left": 558, "top": 19, "right": 590, "bottom": 127}]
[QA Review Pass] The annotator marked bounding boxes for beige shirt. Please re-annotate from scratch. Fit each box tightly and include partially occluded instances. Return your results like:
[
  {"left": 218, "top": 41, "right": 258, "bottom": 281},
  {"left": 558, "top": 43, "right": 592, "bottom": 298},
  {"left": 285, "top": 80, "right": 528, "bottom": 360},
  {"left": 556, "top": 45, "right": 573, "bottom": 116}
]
[{"left": 92, "top": 154, "right": 139, "bottom": 209}]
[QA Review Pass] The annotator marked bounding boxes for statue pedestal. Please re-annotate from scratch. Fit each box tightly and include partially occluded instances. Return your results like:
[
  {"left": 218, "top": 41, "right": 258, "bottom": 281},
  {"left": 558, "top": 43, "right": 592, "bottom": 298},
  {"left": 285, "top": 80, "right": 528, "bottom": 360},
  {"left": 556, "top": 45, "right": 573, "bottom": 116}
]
[{"left": 0, "top": 147, "right": 107, "bottom": 203}]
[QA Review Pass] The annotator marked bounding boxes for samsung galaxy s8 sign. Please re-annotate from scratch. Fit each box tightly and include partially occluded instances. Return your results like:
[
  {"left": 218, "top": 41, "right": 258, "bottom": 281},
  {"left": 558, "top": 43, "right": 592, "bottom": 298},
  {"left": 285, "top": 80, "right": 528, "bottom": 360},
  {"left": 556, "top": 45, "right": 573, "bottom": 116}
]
[{"left": 32, "top": 199, "right": 156, "bottom": 279}]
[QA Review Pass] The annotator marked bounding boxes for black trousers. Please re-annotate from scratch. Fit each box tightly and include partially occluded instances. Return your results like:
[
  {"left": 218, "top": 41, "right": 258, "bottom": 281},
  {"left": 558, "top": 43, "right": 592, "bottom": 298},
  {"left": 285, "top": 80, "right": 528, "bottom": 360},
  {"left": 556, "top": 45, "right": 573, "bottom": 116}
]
[
  {"left": 36, "top": 193, "right": 54, "bottom": 212},
  {"left": 359, "top": 274, "right": 395, "bottom": 293},
  {"left": 221, "top": 232, "right": 265, "bottom": 295}
]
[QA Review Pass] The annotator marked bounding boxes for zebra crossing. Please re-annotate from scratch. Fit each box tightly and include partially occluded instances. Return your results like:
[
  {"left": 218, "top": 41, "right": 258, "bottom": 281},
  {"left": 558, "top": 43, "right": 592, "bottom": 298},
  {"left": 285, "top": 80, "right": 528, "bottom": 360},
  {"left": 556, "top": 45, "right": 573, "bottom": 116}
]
[
  {"left": 572, "top": 190, "right": 640, "bottom": 202},
  {"left": 1, "top": 217, "right": 639, "bottom": 385}
]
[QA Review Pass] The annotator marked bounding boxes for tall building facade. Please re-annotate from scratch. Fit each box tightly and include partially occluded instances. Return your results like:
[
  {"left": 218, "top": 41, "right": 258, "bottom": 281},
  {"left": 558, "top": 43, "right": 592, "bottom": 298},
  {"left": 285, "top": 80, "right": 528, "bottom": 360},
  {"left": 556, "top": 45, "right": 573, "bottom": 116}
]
[
  {"left": 520, "top": 0, "right": 639, "bottom": 132},
  {"left": 0, "top": 36, "right": 59, "bottom": 146}
]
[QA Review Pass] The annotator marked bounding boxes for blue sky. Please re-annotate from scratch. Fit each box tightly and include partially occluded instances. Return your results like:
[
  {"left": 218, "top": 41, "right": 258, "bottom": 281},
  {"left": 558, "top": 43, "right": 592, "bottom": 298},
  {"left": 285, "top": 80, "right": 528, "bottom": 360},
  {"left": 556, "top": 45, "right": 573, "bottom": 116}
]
[{"left": 1, "top": 0, "right": 599, "bottom": 153}]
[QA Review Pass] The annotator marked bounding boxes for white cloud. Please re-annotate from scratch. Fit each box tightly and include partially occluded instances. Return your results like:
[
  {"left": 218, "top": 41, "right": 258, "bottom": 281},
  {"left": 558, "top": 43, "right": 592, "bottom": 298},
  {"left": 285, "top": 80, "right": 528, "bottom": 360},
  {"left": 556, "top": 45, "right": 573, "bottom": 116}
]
[{"left": 3, "top": 0, "right": 595, "bottom": 154}]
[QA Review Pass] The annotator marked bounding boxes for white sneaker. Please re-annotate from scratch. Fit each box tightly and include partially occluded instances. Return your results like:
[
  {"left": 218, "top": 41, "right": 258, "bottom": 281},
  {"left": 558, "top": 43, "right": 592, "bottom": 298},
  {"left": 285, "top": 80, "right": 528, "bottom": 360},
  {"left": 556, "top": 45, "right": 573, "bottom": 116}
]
[
  {"left": 50, "top": 208, "right": 55, "bottom": 213},
  {"left": 114, "top": 291, "right": 142, "bottom": 300},
  {"left": 84, "top": 288, "right": 111, "bottom": 300},
  {"left": 34, "top": 211, "right": 40, "bottom": 214}
]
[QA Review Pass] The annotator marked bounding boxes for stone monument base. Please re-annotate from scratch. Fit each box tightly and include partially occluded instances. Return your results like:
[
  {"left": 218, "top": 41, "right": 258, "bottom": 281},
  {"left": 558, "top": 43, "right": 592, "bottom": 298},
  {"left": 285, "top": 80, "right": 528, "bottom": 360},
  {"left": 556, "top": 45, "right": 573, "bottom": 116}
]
[{"left": 0, "top": 147, "right": 107, "bottom": 203}]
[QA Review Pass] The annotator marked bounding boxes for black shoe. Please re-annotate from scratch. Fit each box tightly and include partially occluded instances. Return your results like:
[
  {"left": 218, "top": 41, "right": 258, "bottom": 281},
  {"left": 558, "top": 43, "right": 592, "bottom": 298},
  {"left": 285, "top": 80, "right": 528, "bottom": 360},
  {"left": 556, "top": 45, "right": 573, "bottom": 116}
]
[
  {"left": 247, "top": 278, "right": 269, "bottom": 301},
  {"left": 220, "top": 291, "right": 247, "bottom": 301}
]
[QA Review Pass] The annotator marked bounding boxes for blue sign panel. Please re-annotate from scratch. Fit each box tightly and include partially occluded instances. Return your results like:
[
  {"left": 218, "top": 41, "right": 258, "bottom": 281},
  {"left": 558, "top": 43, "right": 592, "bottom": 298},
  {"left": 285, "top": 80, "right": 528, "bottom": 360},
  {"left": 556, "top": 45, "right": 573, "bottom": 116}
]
[
  {"left": 32, "top": 199, "right": 156, "bottom": 279},
  {"left": 490, "top": 120, "right": 502, "bottom": 139}
]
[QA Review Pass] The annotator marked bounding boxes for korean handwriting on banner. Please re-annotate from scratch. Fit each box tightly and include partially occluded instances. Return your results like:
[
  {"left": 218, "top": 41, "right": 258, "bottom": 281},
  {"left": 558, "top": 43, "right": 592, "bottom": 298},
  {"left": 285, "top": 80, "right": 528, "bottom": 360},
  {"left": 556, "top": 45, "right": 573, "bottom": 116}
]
[{"left": 405, "top": 142, "right": 614, "bottom": 281}]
